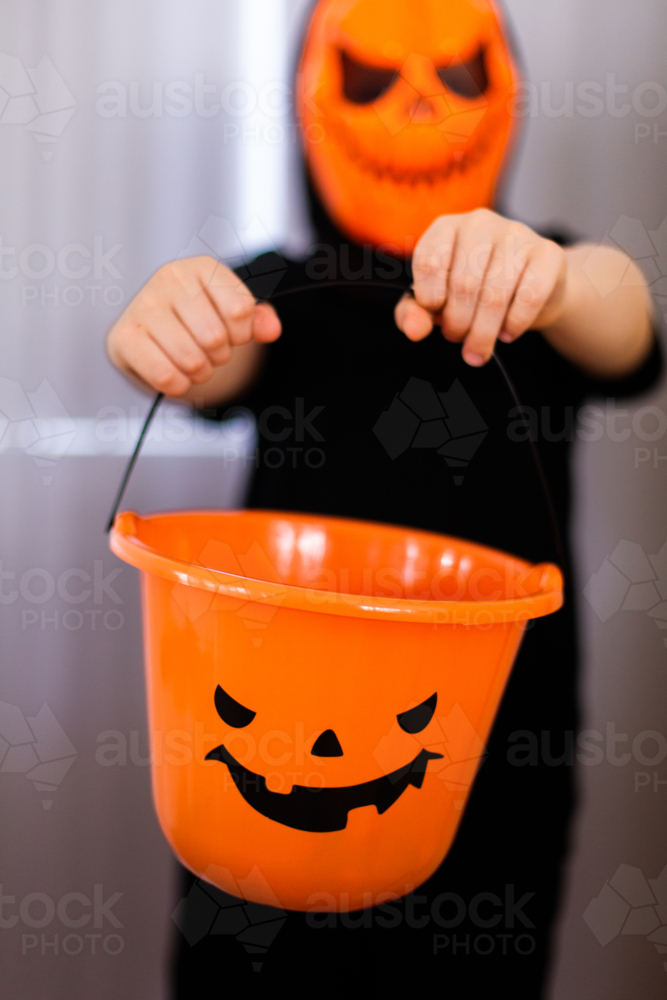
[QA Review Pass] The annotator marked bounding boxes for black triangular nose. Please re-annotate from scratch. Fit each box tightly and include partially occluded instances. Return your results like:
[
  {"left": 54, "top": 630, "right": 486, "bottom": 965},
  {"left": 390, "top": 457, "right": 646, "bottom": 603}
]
[{"left": 311, "top": 729, "right": 343, "bottom": 757}]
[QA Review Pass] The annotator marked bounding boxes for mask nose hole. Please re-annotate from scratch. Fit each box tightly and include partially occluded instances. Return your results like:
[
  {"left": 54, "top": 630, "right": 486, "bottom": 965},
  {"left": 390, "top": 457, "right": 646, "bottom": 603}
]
[
  {"left": 311, "top": 729, "right": 344, "bottom": 757},
  {"left": 409, "top": 96, "right": 438, "bottom": 122}
]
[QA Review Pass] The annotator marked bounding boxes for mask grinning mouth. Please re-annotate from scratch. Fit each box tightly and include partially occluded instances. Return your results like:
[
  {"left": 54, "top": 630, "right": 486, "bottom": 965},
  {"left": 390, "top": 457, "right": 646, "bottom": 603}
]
[{"left": 327, "top": 116, "right": 496, "bottom": 188}]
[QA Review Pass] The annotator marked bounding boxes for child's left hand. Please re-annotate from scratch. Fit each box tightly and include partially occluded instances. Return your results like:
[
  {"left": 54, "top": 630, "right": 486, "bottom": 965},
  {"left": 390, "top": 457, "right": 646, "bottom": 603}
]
[{"left": 394, "top": 208, "right": 567, "bottom": 366}]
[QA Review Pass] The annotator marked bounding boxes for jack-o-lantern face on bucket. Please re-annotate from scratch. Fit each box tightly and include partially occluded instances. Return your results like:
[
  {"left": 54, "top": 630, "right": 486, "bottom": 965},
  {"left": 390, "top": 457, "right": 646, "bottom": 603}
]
[
  {"left": 298, "top": 0, "right": 519, "bottom": 250},
  {"left": 206, "top": 684, "right": 443, "bottom": 833}
]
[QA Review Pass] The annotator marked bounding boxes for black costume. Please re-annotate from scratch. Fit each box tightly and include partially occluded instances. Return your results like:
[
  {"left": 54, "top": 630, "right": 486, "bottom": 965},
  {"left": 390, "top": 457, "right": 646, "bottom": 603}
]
[{"left": 171, "top": 217, "right": 662, "bottom": 995}]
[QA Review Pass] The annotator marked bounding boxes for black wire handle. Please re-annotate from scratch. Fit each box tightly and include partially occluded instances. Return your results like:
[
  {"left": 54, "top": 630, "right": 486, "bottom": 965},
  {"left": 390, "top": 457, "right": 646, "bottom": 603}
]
[
  {"left": 105, "top": 390, "right": 164, "bottom": 533},
  {"left": 105, "top": 279, "right": 564, "bottom": 566}
]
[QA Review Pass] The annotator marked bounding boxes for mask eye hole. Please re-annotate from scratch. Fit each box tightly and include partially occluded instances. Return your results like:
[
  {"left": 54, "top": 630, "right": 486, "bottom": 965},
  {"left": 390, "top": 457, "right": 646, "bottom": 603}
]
[
  {"left": 340, "top": 49, "right": 398, "bottom": 104},
  {"left": 214, "top": 684, "right": 256, "bottom": 729},
  {"left": 437, "top": 49, "right": 488, "bottom": 99},
  {"left": 397, "top": 693, "right": 437, "bottom": 734}
]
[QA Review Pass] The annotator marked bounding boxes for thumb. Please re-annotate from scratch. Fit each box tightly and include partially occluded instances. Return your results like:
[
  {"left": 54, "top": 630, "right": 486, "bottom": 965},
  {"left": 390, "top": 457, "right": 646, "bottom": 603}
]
[
  {"left": 252, "top": 302, "right": 282, "bottom": 343},
  {"left": 395, "top": 292, "right": 434, "bottom": 342}
]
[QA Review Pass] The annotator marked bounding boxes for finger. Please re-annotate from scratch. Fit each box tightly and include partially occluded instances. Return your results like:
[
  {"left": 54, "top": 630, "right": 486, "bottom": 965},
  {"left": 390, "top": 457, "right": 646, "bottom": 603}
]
[
  {"left": 411, "top": 219, "right": 457, "bottom": 313},
  {"left": 117, "top": 327, "right": 193, "bottom": 396},
  {"left": 252, "top": 302, "right": 282, "bottom": 343},
  {"left": 171, "top": 288, "right": 232, "bottom": 367},
  {"left": 203, "top": 261, "right": 257, "bottom": 345},
  {"left": 461, "top": 244, "right": 526, "bottom": 365},
  {"left": 145, "top": 309, "right": 213, "bottom": 385},
  {"left": 501, "top": 242, "right": 566, "bottom": 341},
  {"left": 165, "top": 257, "right": 255, "bottom": 346},
  {"left": 395, "top": 293, "right": 434, "bottom": 341},
  {"left": 441, "top": 236, "right": 493, "bottom": 342}
]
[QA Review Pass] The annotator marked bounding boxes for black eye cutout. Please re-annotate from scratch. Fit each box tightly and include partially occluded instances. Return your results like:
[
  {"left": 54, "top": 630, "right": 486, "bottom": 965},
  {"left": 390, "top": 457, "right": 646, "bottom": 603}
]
[
  {"left": 214, "top": 684, "right": 256, "bottom": 729},
  {"left": 340, "top": 49, "right": 398, "bottom": 104},
  {"left": 437, "top": 49, "right": 488, "bottom": 99},
  {"left": 397, "top": 693, "right": 437, "bottom": 734}
]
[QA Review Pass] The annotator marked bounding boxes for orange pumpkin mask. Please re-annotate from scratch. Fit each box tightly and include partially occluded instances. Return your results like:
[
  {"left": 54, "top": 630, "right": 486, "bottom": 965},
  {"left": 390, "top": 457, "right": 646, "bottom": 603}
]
[{"left": 297, "top": 0, "right": 519, "bottom": 251}]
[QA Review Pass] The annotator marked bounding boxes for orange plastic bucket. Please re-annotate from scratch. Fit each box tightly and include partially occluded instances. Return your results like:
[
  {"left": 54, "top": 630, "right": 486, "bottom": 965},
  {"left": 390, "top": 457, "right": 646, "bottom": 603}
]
[{"left": 110, "top": 507, "right": 562, "bottom": 912}]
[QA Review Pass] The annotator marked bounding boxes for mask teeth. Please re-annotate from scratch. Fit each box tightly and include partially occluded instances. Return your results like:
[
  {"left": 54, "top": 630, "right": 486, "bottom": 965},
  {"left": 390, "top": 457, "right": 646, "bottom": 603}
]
[
  {"left": 328, "top": 119, "right": 494, "bottom": 187},
  {"left": 355, "top": 148, "right": 471, "bottom": 186}
]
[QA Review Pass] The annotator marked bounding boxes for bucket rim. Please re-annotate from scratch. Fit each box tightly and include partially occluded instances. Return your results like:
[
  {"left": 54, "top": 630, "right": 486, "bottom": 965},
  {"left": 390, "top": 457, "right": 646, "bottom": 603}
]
[{"left": 109, "top": 509, "right": 563, "bottom": 624}]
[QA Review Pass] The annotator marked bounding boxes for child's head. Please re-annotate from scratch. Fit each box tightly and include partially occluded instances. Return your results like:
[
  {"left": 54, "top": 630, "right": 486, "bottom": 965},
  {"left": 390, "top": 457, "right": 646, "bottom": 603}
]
[{"left": 297, "top": 0, "right": 520, "bottom": 250}]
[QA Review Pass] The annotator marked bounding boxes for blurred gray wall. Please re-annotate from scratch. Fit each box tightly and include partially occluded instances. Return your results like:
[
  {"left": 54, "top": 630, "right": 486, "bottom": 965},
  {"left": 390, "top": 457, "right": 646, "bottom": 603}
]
[
  {"left": 0, "top": 2, "right": 296, "bottom": 997},
  {"left": 502, "top": 3, "right": 667, "bottom": 998},
  {"left": 0, "top": 2, "right": 665, "bottom": 998}
]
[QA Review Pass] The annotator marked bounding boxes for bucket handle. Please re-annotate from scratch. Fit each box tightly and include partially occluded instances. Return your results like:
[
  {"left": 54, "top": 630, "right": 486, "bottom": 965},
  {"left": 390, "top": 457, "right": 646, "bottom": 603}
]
[{"left": 105, "top": 279, "right": 564, "bottom": 566}]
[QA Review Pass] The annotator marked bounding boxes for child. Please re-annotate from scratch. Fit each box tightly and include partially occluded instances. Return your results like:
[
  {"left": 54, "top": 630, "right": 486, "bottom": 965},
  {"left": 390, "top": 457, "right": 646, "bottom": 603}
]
[{"left": 107, "top": 0, "right": 660, "bottom": 993}]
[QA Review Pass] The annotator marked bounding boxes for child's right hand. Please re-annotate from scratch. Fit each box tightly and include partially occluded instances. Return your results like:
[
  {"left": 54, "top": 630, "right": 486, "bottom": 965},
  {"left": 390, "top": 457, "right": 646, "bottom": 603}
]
[{"left": 107, "top": 256, "right": 281, "bottom": 397}]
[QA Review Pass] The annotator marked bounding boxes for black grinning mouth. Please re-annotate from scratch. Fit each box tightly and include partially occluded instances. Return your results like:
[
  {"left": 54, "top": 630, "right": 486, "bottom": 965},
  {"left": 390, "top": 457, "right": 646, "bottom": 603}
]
[{"left": 205, "top": 743, "right": 444, "bottom": 833}]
